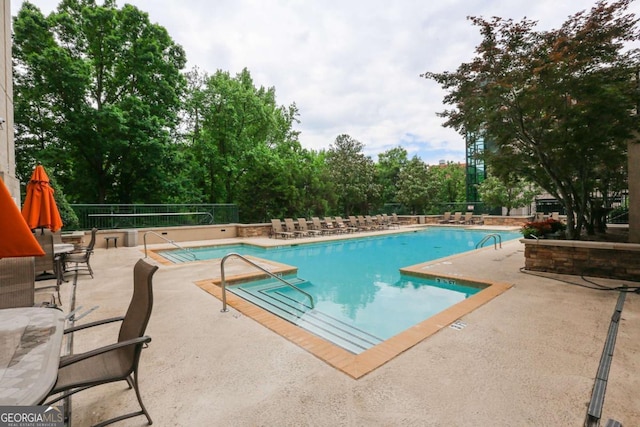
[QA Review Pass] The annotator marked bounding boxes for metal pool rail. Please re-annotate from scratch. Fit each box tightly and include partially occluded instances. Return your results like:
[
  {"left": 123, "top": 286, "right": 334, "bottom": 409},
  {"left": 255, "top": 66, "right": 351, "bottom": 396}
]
[
  {"left": 143, "top": 231, "right": 196, "bottom": 261},
  {"left": 219, "top": 253, "right": 314, "bottom": 312}
]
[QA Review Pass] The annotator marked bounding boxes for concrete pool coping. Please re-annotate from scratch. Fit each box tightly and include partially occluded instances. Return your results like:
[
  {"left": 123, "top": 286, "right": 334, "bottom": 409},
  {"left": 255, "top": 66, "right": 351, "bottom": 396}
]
[{"left": 39, "top": 226, "right": 640, "bottom": 425}]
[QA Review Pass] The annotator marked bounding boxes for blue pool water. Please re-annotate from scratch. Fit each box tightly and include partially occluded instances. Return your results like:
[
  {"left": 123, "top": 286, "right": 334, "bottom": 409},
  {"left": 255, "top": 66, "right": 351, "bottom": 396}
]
[{"left": 161, "top": 228, "right": 520, "bottom": 353}]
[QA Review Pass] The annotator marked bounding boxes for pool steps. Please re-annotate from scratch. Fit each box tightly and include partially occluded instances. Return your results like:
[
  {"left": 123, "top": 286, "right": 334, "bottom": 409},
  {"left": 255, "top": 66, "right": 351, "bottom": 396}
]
[
  {"left": 160, "top": 249, "right": 196, "bottom": 263},
  {"left": 229, "top": 279, "right": 384, "bottom": 354}
]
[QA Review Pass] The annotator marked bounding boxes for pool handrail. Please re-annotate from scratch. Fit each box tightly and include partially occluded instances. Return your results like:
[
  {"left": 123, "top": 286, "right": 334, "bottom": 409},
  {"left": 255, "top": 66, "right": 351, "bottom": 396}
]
[
  {"left": 475, "top": 233, "right": 502, "bottom": 250},
  {"left": 220, "top": 252, "right": 314, "bottom": 312},
  {"left": 143, "top": 231, "right": 197, "bottom": 261}
]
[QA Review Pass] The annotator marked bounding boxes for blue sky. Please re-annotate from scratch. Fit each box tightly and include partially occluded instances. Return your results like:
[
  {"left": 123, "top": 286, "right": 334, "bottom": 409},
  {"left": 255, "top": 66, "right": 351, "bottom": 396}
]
[{"left": 13, "top": 0, "right": 630, "bottom": 165}]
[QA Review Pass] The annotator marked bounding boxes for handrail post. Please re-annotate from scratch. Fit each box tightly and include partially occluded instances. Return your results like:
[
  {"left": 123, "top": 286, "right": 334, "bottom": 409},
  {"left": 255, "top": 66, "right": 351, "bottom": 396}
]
[
  {"left": 143, "top": 231, "right": 196, "bottom": 260},
  {"left": 221, "top": 255, "right": 229, "bottom": 312},
  {"left": 476, "top": 233, "right": 503, "bottom": 250}
]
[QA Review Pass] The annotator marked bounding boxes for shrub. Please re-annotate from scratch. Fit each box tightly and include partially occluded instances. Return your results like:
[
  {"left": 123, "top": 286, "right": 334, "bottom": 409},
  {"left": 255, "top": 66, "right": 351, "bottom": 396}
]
[{"left": 521, "top": 218, "right": 565, "bottom": 238}]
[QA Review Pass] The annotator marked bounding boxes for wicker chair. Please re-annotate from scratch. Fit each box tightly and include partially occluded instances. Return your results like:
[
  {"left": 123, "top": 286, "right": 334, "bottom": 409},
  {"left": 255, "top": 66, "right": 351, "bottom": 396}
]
[
  {"left": 0, "top": 256, "right": 35, "bottom": 309},
  {"left": 33, "top": 229, "right": 63, "bottom": 303},
  {"left": 42, "top": 259, "right": 159, "bottom": 426},
  {"left": 34, "top": 229, "right": 56, "bottom": 279}
]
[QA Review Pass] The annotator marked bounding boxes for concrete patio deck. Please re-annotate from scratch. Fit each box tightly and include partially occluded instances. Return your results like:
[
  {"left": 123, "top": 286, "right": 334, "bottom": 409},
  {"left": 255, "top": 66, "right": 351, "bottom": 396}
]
[{"left": 39, "top": 226, "right": 640, "bottom": 426}]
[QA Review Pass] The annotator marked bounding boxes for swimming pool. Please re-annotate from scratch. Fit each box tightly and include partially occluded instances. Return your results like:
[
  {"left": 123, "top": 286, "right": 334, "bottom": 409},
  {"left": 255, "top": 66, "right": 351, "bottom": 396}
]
[{"left": 161, "top": 228, "right": 520, "bottom": 354}]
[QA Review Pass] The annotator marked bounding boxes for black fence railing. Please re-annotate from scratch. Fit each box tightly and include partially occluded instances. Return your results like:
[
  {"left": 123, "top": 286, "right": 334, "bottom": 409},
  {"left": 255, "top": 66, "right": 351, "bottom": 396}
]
[{"left": 70, "top": 204, "right": 238, "bottom": 230}]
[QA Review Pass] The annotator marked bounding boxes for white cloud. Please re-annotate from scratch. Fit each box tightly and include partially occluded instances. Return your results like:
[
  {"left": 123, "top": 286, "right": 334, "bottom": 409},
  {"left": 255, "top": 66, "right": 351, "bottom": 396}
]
[{"left": 13, "top": 0, "right": 635, "bottom": 164}]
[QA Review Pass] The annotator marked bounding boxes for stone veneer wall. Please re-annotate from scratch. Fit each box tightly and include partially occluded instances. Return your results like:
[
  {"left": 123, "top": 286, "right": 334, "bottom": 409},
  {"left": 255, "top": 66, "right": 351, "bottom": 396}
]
[
  {"left": 522, "top": 239, "right": 640, "bottom": 281},
  {"left": 236, "top": 223, "right": 271, "bottom": 238},
  {"left": 483, "top": 216, "right": 532, "bottom": 227}
]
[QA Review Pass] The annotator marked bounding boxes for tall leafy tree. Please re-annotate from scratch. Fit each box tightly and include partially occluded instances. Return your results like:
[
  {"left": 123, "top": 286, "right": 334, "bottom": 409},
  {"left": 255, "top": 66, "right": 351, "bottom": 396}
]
[
  {"left": 424, "top": 0, "right": 639, "bottom": 239},
  {"left": 13, "top": 0, "right": 187, "bottom": 203},
  {"left": 477, "top": 175, "right": 539, "bottom": 216},
  {"left": 395, "top": 156, "right": 433, "bottom": 214},
  {"left": 192, "top": 68, "right": 280, "bottom": 203},
  {"left": 376, "top": 146, "right": 408, "bottom": 204},
  {"left": 428, "top": 162, "right": 466, "bottom": 209},
  {"left": 325, "top": 134, "right": 380, "bottom": 216}
]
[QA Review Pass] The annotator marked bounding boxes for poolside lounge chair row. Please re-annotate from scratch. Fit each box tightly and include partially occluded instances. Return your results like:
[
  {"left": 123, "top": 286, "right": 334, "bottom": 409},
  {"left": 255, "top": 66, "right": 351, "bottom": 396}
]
[
  {"left": 270, "top": 214, "right": 403, "bottom": 239},
  {"left": 438, "top": 211, "right": 483, "bottom": 225}
]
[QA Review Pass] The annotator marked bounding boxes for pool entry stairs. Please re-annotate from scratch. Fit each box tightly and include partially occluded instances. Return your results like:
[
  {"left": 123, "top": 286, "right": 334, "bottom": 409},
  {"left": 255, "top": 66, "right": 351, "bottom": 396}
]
[{"left": 228, "top": 279, "right": 384, "bottom": 354}]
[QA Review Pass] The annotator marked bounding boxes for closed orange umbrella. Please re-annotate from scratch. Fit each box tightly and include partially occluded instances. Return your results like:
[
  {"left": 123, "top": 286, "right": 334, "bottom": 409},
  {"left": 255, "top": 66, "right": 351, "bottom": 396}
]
[
  {"left": 21, "top": 165, "right": 63, "bottom": 232},
  {"left": 0, "top": 178, "right": 45, "bottom": 258}
]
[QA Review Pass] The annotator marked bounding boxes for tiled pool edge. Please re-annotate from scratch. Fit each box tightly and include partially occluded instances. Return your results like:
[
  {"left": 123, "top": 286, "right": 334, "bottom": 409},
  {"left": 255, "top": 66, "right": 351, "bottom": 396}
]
[{"left": 195, "top": 269, "right": 512, "bottom": 379}]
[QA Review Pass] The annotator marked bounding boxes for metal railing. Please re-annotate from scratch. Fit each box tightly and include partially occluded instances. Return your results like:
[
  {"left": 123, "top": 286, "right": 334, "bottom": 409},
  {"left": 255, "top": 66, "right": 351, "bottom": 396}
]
[
  {"left": 476, "top": 233, "right": 502, "bottom": 250},
  {"left": 70, "top": 204, "right": 238, "bottom": 230},
  {"left": 143, "top": 231, "right": 196, "bottom": 261},
  {"left": 219, "top": 253, "right": 314, "bottom": 313}
]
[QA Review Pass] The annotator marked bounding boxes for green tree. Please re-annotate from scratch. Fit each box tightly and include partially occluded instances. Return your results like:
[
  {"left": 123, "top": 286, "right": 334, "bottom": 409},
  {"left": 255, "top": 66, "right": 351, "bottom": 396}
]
[
  {"left": 236, "top": 142, "right": 330, "bottom": 223},
  {"left": 48, "top": 173, "right": 79, "bottom": 229},
  {"left": 376, "top": 147, "right": 408, "bottom": 204},
  {"left": 395, "top": 157, "right": 432, "bottom": 214},
  {"left": 325, "top": 134, "right": 380, "bottom": 216},
  {"left": 190, "top": 68, "right": 283, "bottom": 203},
  {"left": 424, "top": 0, "right": 638, "bottom": 239},
  {"left": 13, "top": 0, "right": 187, "bottom": 203},
  {"left": 477, "top": 175, "right": 538, "bottom": 216},
  {"left": 428, "top": 162, "right": 466, "bottom": 209}
]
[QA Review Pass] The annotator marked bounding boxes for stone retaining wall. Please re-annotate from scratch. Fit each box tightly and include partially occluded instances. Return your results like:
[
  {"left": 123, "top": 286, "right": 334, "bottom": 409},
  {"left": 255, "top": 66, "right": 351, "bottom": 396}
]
[
  {"left": 236, "top": 223, "right": 271, "bottom": 238},
  {"left": 522, "top": 239, "right": 640, "bottom": 281},
  {"left": 483, "top": 216, "right": 532, "bottom": 227}
]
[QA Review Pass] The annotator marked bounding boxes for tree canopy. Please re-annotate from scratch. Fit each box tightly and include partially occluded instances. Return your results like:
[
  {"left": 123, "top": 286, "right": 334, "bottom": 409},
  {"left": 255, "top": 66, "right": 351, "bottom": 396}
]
[
  {"left": 476, "top": 175, "right": 539, "bottom": 216},
  {"left": 13, "top": 0, "right": 187, "bottom": 203},
  {"left": 424, "top": 0, "right": 639, "bottom": 238},
  {"left": 12, "top": 1, "right": 469, "bottom": 224}
]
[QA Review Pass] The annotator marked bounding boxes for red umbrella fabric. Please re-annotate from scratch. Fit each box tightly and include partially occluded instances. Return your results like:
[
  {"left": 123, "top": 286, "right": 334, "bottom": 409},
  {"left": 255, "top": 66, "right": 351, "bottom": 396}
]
[
  {"left": 0, "top": 178, "right": 45, "bottom": 258},
  {"left": 21, "top": 165, "right": 63, "bottom": 232}
]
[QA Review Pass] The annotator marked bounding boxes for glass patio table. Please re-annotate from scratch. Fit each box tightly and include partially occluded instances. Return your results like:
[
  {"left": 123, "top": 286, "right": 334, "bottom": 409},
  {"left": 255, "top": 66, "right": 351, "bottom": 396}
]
[{"left": 0, "top": 307, "right": 65, "bottom": 405}]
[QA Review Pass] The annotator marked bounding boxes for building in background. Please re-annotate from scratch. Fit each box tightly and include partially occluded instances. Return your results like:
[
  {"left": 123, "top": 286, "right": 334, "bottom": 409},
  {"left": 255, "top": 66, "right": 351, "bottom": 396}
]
[
  {"left": 0, "top": 0, "right": 19, "bottom": 204},
  {"left": 465, "top": 132, "right": 486, "bottom": 205}
]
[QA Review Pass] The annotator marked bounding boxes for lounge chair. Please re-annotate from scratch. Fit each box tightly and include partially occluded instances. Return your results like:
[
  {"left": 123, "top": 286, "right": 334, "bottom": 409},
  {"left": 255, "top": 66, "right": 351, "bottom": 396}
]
[
  {"left": 365, "top": 215, "right": 382, "bottom": 230},
  {"left": 383, "top": 214, "right": 399, "bottom": 229},
  {"left": 285, "top": 218, "right": 308, "bottom": 238},
  {"left": 271, "top": 219, "right": 294, "bottom": 239},
  {"left": 348, "top": 216, "right": 364, "bottom": 231},
  {"left": 42, "top": 259, "right": 159, "bottom": 426},
  {"left": 461, "top": 212, "right": 473, "bottom": 224},
  {"left": 311, "top": 217, "right": 333, "bottom": 235},
  {"left": 335, "top": 216, "right": 357, "bottom": 233},
  {"left": 324, "top": 216, "right": 347, "bottom": 234},
  {"left": 391, "top": 213, "right": 410, "bottom": 226},
  {"left": 376, "top": 215, "right": 389, "bottom": 229},
  {"left": 356, "top": 215, "right": 372, "bottom": 231},
  {"left": 448, "top": 212, "right": 462, "bottom": 224},
  {"left": 438, "top": 212, "right": 451, "bottom": 224},
  {"left": 298, "top": 218, "right": 322, "bottom": 237}
]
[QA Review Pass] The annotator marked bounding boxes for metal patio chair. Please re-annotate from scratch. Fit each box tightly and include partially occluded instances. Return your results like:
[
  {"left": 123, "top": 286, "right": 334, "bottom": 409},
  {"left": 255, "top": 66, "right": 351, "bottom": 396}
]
[
  {"left": 64, "top": 228, "right": 98, "bottom": 278},
  {"left": 42, "top": 259, "right": 159, "bottom": 426}
]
